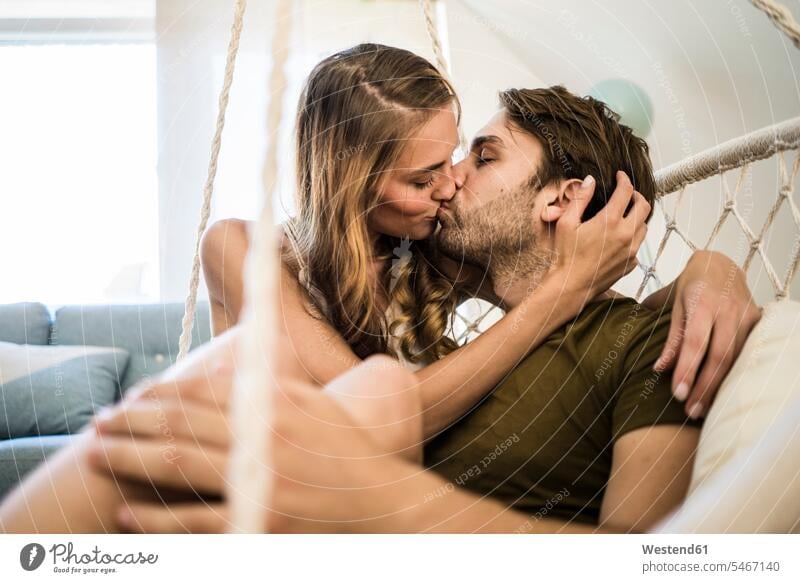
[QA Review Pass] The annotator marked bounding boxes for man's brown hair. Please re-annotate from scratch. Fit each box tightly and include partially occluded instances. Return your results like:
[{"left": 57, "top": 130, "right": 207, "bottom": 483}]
[{"left": 499, "top": 85, "right": 656, "bottom": 221}]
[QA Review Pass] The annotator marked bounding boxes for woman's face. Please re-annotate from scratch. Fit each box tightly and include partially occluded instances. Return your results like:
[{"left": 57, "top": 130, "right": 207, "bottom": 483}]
[{"left": 367, "top": 108, "right": 462, "bottom": 241}]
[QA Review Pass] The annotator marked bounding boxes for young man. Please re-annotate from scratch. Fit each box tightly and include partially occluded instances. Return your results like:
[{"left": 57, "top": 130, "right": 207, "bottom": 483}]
[{"left": 426, "top": 86, "right": 699, "bottom": 530}]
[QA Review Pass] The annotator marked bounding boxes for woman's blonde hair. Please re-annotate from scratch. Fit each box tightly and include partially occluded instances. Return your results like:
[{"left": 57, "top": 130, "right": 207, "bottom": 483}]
[{"left": 286, "top": 43, "right": 461, "bottom": 362}]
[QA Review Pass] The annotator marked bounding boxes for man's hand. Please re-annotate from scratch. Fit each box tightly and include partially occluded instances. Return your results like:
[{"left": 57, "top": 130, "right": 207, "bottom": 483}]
[{"left": 652, "top": 250, "right": 762, "bottom": 419}]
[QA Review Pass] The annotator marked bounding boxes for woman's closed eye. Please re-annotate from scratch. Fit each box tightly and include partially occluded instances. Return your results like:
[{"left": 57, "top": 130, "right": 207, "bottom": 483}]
[{"left": 413, "top": 175, "right": 436, "bottom": 189}]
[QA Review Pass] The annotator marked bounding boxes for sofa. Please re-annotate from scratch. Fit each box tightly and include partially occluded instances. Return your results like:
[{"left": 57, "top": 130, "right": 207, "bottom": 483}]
[{"left": 0, "top": 301, "right": 211, "bottom": 501}]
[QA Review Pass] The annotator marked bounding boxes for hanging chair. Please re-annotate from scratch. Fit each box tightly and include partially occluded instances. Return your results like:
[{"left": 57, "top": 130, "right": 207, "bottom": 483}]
[{"left": 173, "top": 0, "right": 800, "bottom": 532}]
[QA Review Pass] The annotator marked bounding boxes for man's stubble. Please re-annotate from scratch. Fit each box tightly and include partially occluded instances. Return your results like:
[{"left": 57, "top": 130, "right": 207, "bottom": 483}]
[{"left": 435, "top": 182, "right": 555, "bottom": 287}]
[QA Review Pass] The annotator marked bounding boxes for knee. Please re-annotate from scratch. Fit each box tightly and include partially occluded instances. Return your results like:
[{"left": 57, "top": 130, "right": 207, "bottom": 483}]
[
  {"left": 361, "top": 355, "right": 422, "bottom": 419},
  {"left": 325, "top": 355, "right": 423, "bottom": 462},
  {"left": 359, "top": 355, "right": 423, "bottom": 461}
]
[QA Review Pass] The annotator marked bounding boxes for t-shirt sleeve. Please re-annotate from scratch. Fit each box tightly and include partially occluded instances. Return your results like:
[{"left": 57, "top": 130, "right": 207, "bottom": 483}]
[{"left": 610, "top": 303, "right": 703, "bottom": 441}]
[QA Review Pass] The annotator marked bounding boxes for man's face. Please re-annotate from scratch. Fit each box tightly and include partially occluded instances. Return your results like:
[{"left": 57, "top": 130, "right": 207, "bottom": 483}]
[{"left": 436, "top": 111, "right": 558, "bottom": 269}]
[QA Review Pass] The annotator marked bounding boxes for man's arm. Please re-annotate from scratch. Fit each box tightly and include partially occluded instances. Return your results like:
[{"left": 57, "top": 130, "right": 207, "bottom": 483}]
[
  {"left": 384, "top": 461, "right": 616, "bottom": 534},
  {"left": 599, "top": 424, "right": 699, "bottom": 532},
  {"left": 640, "top": 250, "right": 761, "bottom": 419}
]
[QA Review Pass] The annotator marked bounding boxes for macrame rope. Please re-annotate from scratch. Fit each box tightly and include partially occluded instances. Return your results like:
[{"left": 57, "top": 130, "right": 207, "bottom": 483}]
[
  {"left": 630, "top": 118, "right": 800, "bottom": 301},
  {"left": 419, "top": 0, "right": 468, "bottom": 149},
  {"left": 750, "top": 0, "right": 800, "bottom": 50},
  {"left": 419, "top": 0, "right": 450, "bottom": 78},
  {"left": 176, "top": 0, "right": 248, "bottom": 361},
  {"left": 655, "top": 117, "right": 800, "bottom": 194},
  {"left": 226, "top": 0, "right": 293, "bottom": 534}
]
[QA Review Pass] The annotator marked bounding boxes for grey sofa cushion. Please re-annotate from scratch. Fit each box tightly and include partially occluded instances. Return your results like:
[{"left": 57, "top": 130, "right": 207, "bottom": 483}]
[
  {"left": 0, "top": 302, "right": 51, "bottom": 345},
  {"left": 0, "top": 434, "right": 75, "bottom": 500},
  {"left": 0, "top": 342, "right": 130, "bottom": 439},
  {"left": 52, "top": 302, "right": 211, "bottom": 393}
]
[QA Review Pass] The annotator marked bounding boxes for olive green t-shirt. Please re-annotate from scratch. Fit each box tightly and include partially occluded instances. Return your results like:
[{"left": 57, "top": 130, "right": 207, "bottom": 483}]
[{"left": 424, "top": 297, "right": 702, "bottom": 525}]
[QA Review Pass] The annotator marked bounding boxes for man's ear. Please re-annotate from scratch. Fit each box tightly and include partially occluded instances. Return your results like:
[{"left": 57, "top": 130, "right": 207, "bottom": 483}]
[{"left": 540, "top": 178, "right": 584, "bottom": 223}]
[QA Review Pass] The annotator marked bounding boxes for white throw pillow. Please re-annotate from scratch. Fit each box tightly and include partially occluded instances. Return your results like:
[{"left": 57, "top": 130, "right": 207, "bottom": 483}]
[
  {"left": 690, "top": 300, "right": 800, "bottom": 494},
  {"left": 656, "top": 300, "right": 800, "bottom": 532},
  {"left": 656, "top": 395, "right": 800, "bottom": 533}
]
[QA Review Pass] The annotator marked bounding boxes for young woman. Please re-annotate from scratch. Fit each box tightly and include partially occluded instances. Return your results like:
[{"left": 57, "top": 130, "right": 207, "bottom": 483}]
[{"left": 0, "top": 44, "right": 759, "bottom": 533}]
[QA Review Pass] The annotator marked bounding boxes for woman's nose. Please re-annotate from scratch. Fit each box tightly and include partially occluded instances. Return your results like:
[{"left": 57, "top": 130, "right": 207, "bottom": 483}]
[
  {"left": 432, "top": 165, "right": 458, "bottom": 202},
  {"left": 451, "top": 159, "right": 467, "bottom": 190},
  {"left": 432, "top": 180, "right": 455, "bottom": 203}
]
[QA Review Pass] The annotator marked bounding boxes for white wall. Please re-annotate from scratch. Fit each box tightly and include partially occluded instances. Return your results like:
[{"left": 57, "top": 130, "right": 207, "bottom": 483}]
[
  {"left": 0, "top": 0, "right": 152, "bottom": 19},
  {"left": 155, "top": 0, "right": 275, "bottom": 301}
]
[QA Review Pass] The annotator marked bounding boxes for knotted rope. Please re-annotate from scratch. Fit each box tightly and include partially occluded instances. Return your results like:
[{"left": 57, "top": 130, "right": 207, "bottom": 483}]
[
  {"left": 177, "top": 0, "right": 248, "bottom": 361},
  {"left": 226, "top": 0, "right": 293, "bottom": 533}
]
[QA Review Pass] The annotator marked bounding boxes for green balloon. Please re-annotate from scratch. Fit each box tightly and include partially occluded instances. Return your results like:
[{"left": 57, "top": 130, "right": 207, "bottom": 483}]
[{"left": 587, "top": 79, "right": 654, "bottom": 138}]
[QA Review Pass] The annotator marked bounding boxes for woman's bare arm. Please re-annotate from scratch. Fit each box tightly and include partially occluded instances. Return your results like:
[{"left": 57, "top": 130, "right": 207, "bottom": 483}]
[
  {"left": 200, "top": 221, "right": 594, "bottom": 437},
  {"left": 202, "top": 218, "right": 362, "bottom": 385},
  {"left": 201, "top": 218, "right": 250, "bottom": 336},
  {"left": 201, "top": 180, "right": 647, "bottom": 439}
]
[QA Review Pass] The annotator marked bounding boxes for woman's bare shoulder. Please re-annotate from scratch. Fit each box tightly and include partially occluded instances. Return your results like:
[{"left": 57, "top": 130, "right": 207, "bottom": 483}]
[
  {"left": 200, "top": 218, "right": 251, "bottom": 264},
  {"left": 201, "top": 219, "right": 294, "bottom": 265}
]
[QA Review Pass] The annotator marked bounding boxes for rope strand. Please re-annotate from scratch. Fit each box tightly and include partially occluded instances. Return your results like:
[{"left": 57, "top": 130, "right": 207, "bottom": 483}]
[
  {"left": 750, "top": 0, "right": 800, "bottom": 50},
  {"left": 418, "top": 0, "right": 467, "bottom": 149},
  {"left": 177, "top": 0, "right": 248, "bottom": 361},
  {"left": 226, "top": 0, "right": 294, "bottom": 534}
]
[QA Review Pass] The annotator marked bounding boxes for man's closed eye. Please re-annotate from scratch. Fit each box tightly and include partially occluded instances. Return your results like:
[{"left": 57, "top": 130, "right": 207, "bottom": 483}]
[{"left": 476, "top": 148, "right": 496, "bottom": 167}]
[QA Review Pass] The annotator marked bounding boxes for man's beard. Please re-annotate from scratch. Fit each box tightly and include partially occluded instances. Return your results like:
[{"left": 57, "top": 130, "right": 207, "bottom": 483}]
[{"left": 435, "top": 181, "right": 555, "bottom": 285}]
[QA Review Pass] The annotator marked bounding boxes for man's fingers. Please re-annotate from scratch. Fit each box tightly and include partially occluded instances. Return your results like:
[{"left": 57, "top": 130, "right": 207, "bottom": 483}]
[
  {"left": 672, "top": 311, "right": 715, "bottom": 419},
  {"left": 604, "top": 171, "right": 635, "bottom": 217},
  {"left": 118, "top": 502, "right": 229, "bottom": 534},
  {"left": 686, "top": 319, "right": 738, "bottom": 420},
  {"left": 94, "top": 401, "right": 231, "bottom": 449},
  {"left": 656, "top": 303, "right": 685, "bottom": 376},
  {"left": 87, "top": 435, "right": 228, "bottom": 495}
]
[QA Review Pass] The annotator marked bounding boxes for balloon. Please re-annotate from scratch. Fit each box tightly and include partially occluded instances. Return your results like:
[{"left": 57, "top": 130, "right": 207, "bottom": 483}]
[{"left": 587, "top": 79, "right": 654, "bottom": 138}]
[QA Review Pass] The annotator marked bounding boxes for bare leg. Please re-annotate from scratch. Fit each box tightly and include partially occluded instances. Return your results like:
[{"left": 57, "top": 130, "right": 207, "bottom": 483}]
[
  {"left": 0, "top": 327, "right": 423, "bottom": 533},
  {"left": 322, "top": 355, "right": 422, "bottom": 463}
]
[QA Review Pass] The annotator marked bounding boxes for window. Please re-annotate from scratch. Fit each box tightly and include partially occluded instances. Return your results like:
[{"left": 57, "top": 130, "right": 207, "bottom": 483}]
[{"left": 0, "top": 43, "right": 158, "bottom": 306}]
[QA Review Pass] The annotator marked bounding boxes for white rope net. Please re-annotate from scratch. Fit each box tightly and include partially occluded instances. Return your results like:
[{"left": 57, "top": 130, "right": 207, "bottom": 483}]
[{"left": 450, "top": 117, "right": 800, "bottom": 345}]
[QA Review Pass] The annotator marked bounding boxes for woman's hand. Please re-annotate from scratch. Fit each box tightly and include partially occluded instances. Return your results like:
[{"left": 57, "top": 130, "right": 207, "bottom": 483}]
[
  {"left": 649, "top": 250, "right": 762, "bottom": 419},
  {"left": 550, "top": 171, "right": 650, "bottom": 304}
]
